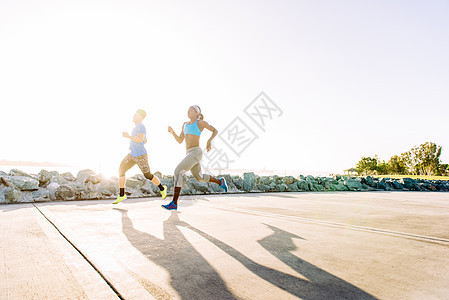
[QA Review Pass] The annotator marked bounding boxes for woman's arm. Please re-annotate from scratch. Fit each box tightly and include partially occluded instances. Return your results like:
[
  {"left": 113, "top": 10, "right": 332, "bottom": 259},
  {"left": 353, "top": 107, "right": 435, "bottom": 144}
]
[
  {"left": 198, "top": 120, "right": 218, "bottom": 151},
  {"left": 168, "top": 124, "right": 185, "bottom": 144}
]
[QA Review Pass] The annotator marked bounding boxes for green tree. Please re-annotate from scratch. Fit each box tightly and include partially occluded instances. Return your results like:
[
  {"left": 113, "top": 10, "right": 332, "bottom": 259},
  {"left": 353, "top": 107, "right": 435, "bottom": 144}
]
[
  {"left": 401, "top": 142, "right": 443, "bottom": 175},
  {"left": 376, "top": 160, "right": 389, "bottom": 175},
  {"left": 356, "top": 156, "right": 378, "bottom": 175},
  {"left": 388, "top": 155, "right": 407, "bottom": 175}
]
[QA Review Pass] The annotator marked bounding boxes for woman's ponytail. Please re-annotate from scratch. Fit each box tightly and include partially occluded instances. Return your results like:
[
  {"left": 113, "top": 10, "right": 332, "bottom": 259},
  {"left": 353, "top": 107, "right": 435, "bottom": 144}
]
[{"left": 198, "top": 113, "right": 204, "bottom": 120}]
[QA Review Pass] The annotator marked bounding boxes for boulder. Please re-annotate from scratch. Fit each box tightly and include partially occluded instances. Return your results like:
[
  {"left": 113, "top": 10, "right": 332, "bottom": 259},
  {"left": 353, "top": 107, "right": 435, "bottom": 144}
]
[
  {"left": 98, "top": 179, "right": 118, "bottom": 196},
  {"left": 400, "top": 178, "right": 416, "bottom": 190},
  {"left": 364, "top": 176, "right": 376, "bottom": 187},
  {"left": 9, "top": 169, "right": 32, "bottom": 178},
  {"left": 344, "top": 179, "right": 363, "bottom": 191},
  {"left": 232, "top": 177, "right": 244, "bottom": 190},
  {"left": 256, "top": 184, "right": 271, "bottom": 192},
  {"left": 6, "top": 176, "right": 39, "bottom": 191},
  {"left": 38, "top": 170, "right": 53, "bottom": 185},
  {"left": 55, "top": 185, "right": 77, "bottom": 201},
  {"left": 287, "top": 183, "right": 299, "bottom": 192},
  {"left": 76, "top": 169, "right": 96, "bottom": 183},
  {"left": 154, "top": 171, "right": 163, "bottom": 179},
  {"left": 297, "top": 180, "right": 310, "bottom": 191},
  {"left": 32, "top": 188, "right": 50, "bottom": 201},
  {"left": 283, "top": 176, "right": 296, "bottom": 185},
  {"left": 5, "top": 188, "right": 22, "bottom": 203},
  {"left": 126, "top": 178, "right": 142, "bottom": 189},
  {"left": 189, "top": 179, "right": 210, "bottom": 193},
  {"left": 259, "top": 176, "right": 271, "bottom": 185},
  {"left": 0, "top": 188, "right": 5, "bottom": 204},
  {"left": 60, "top": 172, "right": 76, "bottom": 181},
  {"left": 391, "top": 180, "right": 404, "bottom": 190},
  {"left": 276, "top": 184, "right": 288, "bottom": 192},
  {"left": 330, "top": 182, "right": 350, "bottom": 191},
  {"left": 46, "top": 182, "right": 60, "bottom": 201},
  {"left": 87, "top": 174, "right": 104, "bottom": 184},
  {"left": 48, "top": 175, "right": 69, "bottom": 186},
  {"left": 243, "top": 172, "right": 256, "bottom": 191}
]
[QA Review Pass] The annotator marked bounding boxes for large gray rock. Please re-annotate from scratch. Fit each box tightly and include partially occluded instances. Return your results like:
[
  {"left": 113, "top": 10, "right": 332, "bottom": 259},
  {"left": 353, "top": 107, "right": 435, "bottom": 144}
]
[
  {"left": 232, "top": 177, "right": 244, "bottom": 190},
  {"left": 400, "top": 178, "right": 416, "bottom": 190},
  {"left": 126, "top": 178, "right": 142, "bottom": 189},
  {"left": 38, "top": 170, "right": 52, "bottom": 185},
  {"left": 259, "top": 176, "right": 271, "bottom": 185},
  {"left": 55, "top": 185, "right": 77, "bottom": 201},
  {"left": 0, "top": 188, "right": 5, "bottom": 204},
  {"left": 48, "top": 175, "right": 69, "bottom": 186},
  {"left": 297, "top": 180, "right": 310, "bottom": 191},
  {"left": 154, "top": 171, "right": 163, "bottom": 179},
  {"left": 98, "top": 179, "right": 118, "bottom": 196},
  {"left": 5, "top": 188, "right": 22, "bottom": 203},
  {"left": 330, "top": 182, "right": 350, "bottom": 191},
  {"left": 76, "top": 169, "right": 96, "bottom": 183},
  {"left": 391, "top": 180, "right": 404, "bottom": 190},
  {"left": 6, "top": 176, "right": 39, "bottom": 191},
  {"left": 61, "top": 172, "right": 76, "bottom": 181},
  {"left": 9, "top": 169, "right": 32, "bottom": 178},
  {"left": 46, "top": 182, "right": 60, "bottom": 201},
  {"left": 287, "top": 183, "right": 299, "bottom": 192},
  {"left": 243, "top": 172, "right": 256, "bottom": 191},
  {"left": 283, "top": 176, "right": 296, "bottom": 185},
  {"left": 256, "top": 184, "right": 271, "bottom": 192},
  {"left": 344, "top": 179, "right": 363, "bottom": 191},
  {"left": 364, "top": 176, "right": 376, "bottom": 187},
  {"left": 189, "top": 178, "right": 210, "bottom": 193},
  {"left": 32, "top": 188, "right": 50, "bottom": 201}
]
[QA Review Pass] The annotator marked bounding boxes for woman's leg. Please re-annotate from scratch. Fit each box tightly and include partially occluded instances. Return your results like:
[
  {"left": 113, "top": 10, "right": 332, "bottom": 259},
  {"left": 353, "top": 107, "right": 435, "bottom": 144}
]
[
  {"left": 190, "top": 163, "right": 221, "bottom": 184},
  {"left": 171, "top": 150, "right": 201, "bottom": 205}
]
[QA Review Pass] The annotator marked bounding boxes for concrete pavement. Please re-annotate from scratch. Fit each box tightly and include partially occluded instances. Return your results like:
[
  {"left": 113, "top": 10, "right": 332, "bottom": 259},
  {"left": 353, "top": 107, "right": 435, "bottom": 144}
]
[{"left": 1, "top": 192, "right": 449, "bottom": 299}]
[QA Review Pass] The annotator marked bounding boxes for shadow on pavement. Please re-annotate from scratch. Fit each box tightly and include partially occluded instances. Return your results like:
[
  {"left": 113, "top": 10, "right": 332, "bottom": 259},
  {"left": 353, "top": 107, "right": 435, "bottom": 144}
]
[{"left": 116, "top": 209, "right": 377, "bottom": 299}]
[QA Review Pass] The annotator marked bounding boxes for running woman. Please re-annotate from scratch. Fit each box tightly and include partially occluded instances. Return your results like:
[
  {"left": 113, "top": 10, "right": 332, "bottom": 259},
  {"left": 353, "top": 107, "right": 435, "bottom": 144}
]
[
  {"left": 113, "top": 109, "right": 167, "bottom": 204},
  {"left": 162, "top": 105, "right": 228, "bottom": 210}
]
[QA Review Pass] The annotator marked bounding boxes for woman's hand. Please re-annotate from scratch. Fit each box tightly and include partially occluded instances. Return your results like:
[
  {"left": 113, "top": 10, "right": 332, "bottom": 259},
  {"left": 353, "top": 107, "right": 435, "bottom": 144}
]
[
  {"left": 168, "top": 126, "right": 175, "bottom": 134},
  {"left": 122, "top": 132, "right": 130, "bottom": 138},
  {"left": 207, "top": 140, "right": 212, "bottom": 152}
]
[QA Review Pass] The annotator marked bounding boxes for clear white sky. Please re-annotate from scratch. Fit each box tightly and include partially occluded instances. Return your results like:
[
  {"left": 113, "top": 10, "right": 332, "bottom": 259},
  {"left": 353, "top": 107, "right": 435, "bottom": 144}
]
[{"left": 1, "top": 0, "right": 448, "bottom": 177}]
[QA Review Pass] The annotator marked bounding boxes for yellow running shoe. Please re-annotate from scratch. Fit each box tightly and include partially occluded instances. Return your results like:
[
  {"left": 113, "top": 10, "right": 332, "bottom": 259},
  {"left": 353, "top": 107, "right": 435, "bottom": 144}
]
[
  {"left": 113, "top": 195, "right": 127, "bottom": 204},
  {"left": 161, "top": 186, "right": 167, "bottom": 200}
]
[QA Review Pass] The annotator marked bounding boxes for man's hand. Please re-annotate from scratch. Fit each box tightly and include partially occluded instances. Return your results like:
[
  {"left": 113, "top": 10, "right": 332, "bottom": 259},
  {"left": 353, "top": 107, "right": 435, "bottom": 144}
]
[
  {"left": 168, "top": 126, "right": 174, "bottom": 134},
  {"left": 122, "top": 132, "right": 130, "bottom": 138}
]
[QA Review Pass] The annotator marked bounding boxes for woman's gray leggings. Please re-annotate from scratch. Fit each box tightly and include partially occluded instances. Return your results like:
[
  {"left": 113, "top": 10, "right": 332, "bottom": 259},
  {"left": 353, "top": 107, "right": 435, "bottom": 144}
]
[{"left": 174, "top": 147, "right": 211, "bottom": 187}]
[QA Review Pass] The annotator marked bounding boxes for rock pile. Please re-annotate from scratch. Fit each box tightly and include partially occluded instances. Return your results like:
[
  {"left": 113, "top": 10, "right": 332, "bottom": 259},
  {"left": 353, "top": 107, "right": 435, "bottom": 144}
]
[{"left": 0, "top": 169, "right": 448, "bottom": 204}]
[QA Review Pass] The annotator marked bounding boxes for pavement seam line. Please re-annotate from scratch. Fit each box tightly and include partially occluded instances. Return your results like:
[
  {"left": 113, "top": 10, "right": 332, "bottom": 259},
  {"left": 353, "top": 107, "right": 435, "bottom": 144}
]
[
  {"left": 212, "top": 206, "right": 449, "bottom": 245},
  {"left": 32, "top": 204, "right": 125, "bottom": 300}
]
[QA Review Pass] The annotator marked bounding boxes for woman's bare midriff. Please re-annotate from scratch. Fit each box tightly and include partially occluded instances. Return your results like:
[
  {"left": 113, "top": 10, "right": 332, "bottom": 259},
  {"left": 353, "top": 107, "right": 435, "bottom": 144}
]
[{"left": 185, "top": 134, "right": 200, "bottom": 150}]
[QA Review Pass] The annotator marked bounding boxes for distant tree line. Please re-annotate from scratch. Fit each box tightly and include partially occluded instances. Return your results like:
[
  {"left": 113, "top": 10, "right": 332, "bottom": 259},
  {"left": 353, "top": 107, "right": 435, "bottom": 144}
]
[{"left": 356, "top": 142, "right": 449, "bottom": 176}]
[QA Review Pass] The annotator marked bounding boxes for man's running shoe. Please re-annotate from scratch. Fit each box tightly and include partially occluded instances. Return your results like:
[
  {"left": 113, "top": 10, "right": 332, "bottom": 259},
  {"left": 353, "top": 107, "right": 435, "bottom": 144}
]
[
  {"left": 219, "top": 177, "right": 228, "bottom": 193},
  {"left": 161, "top": 201, "right": 177, "bottom": 211},
  {"left": 113, "top": 195, "right": 127, "bottom": 204},
  {"left": 161, "top": 185, "right": 167, "bottom": 200}
]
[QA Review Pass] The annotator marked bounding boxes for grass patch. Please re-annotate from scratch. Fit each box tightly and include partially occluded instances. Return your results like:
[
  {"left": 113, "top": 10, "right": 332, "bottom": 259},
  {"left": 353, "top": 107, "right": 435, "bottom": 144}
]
[{"left": 369, "top": 175, "right": 449, "bottom": 181}]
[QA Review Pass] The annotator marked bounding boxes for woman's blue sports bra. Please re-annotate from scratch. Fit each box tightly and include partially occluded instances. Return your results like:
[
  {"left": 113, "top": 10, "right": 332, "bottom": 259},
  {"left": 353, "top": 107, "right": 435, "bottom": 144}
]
[{"left": 184, "top": 120, "right": 202, "bottom": 136}]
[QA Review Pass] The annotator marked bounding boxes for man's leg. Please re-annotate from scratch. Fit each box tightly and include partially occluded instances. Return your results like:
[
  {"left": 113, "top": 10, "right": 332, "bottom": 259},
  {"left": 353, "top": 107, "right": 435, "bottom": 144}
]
[
  {"left": 116, "top": 155, "right": 135, "bottom": 200},
  {"left": 136, "top": 154, "right": 165, "bottom": 192}
]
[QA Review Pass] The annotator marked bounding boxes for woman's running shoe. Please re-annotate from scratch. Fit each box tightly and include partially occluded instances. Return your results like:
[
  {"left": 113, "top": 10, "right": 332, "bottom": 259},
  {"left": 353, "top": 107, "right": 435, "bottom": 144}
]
[
  {"left": 219, "top": 177, "right": 228, "bottom": 193},
  {"left": 161, "top": 201, "right": 178, "bottom": 210}
]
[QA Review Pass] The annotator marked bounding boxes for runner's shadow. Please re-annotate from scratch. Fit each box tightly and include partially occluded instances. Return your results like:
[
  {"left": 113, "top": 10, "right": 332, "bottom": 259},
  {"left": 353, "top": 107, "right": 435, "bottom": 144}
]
[
  {"left": 258, "top": 224, "right": 377, "bottom": 299},
  {"left": 114, "top": 208, "right": 237, "bottom": 299},
  {"left": 180, "top": 221, "right": 377, "bottom": 299},
  {"left": 116, "top": 209, "right": 377, "bottom": 300}
]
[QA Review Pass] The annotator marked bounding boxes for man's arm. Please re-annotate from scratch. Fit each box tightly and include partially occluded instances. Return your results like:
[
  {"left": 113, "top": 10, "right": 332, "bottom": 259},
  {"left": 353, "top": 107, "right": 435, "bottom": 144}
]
[{"left": 123, "top": 132, "right": 145, "bottom": 143}]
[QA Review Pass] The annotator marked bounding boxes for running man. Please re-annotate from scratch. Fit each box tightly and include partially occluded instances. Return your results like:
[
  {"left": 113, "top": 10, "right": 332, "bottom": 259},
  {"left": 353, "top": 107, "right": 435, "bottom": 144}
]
[
  {"left": 113, "top": 109, "right": 167, "bottom": 204},
  {"left": 162, "top": 105, "right": 228, "bottom": 210}
]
